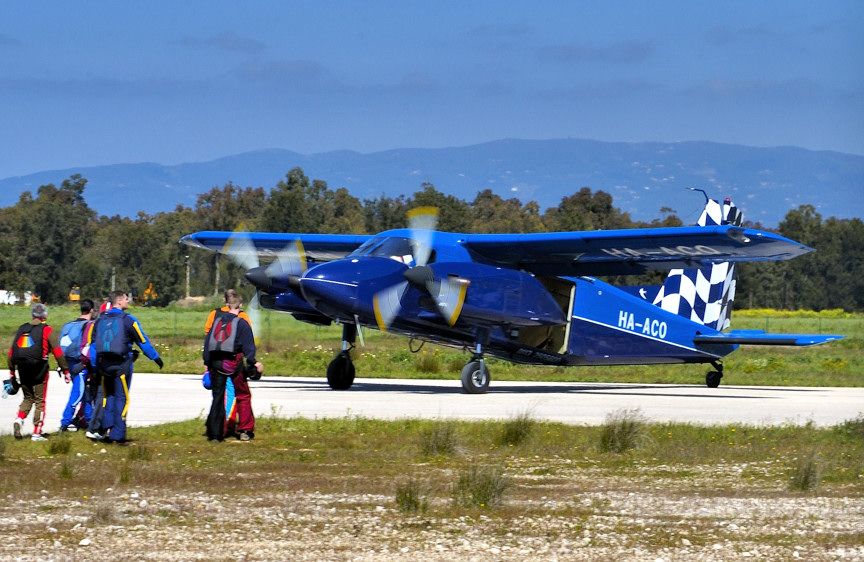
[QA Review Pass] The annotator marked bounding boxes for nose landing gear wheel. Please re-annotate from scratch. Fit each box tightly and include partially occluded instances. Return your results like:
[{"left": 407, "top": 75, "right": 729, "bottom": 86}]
[
  {"left": 460, "top": 360, "right": 490, "bottom": 394},
  {"left": 327, "top": 351, "right": 355, "bottom": 390}
]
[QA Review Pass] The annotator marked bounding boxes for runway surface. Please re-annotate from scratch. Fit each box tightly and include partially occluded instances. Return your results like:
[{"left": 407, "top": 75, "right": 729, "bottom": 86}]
[{"left": 1, "top": 371, "right": 862, "bottom": 434}]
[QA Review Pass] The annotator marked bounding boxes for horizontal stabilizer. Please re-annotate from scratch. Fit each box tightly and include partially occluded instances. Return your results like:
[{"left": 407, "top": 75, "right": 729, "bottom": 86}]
[{"left": 694, "top": 330, "right": 843, "bottom": 346}]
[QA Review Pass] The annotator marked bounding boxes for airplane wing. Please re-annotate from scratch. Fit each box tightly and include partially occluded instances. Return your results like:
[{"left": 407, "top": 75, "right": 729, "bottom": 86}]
[
  {"left": 460, "top": 225, "right": 813, "bottom": 276},
  {"left": 180, "top": 231, "right": 372, "bottom": 262}
]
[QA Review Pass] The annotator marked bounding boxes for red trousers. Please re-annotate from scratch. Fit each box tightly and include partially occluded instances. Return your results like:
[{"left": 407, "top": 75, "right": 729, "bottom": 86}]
[{"left": 229, "top": 369, "right": 254, "bottom": 433}]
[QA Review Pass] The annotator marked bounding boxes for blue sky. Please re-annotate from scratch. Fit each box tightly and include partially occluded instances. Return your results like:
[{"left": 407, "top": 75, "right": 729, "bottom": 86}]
[{"left": 0, "top": 1, "right": 861, "bottom": 176}]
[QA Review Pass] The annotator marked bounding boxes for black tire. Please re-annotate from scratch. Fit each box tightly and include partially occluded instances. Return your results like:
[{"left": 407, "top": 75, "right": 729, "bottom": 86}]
[
  {"left": 706, "top": 370, "right": 723, "bottom": 388},
  {"left": 327, "top": 352, "right": 355, "bottom": 390},
  {"left": 460, "top": 360, "right": 490, "bottom": 394}
]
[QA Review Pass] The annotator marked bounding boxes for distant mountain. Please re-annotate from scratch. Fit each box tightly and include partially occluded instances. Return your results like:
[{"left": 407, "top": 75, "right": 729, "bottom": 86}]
[{"left": 1, "top": 139, "right": 861, "bottom": 225}]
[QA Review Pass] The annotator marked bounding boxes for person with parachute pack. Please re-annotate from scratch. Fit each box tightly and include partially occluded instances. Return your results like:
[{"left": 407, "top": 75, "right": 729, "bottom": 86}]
[
  {"left": 87, "top": 290, "right": 163, "bottom": 444},
  {"left": 203, "top": 289, "right": 262, "bottom": 442},
  {"left": 58, "top": 299, "right": 96, "bottom": 432},
  {"left": 202, "top": 289, "right": 254, "bottom": 439},
  {"left": 6, "top": 303, "right": 70, "bottom": 440}
]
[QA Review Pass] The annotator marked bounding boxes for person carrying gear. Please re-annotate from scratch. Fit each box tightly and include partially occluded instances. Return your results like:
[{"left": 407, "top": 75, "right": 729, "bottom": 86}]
[
  {"left": 88, "top": 290, "right": 163, "bottom": 444},
  {"left": 203, "top": 289, "right": 254, "bottom": 438},
  {"left": 203, "top": 288, "right": 253, "bottom": 333},
  {"left": 203, "top": 290, "right": 262, "bottom": 442},
  {"left": 58, "top": 299, "right": 96, "bottom": 431},
  {"left": 6, "top": 303, "right": 70, "bottom": 441}
]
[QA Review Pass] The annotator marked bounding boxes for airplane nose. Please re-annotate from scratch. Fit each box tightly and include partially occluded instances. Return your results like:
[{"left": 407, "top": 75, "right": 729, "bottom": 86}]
[
  {"left": 245, "top": 266, "right": 270, "bottom": 291},
  {"left": 299, "top": 261, "right": 360, "bottom": 318}
]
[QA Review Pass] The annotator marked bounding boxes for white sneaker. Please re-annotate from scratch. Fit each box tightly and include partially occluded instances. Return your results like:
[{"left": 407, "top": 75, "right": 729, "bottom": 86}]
[
  {"left": 85, "top": 431, "right": 104, "bottom": 440},
  {"left": 65, "top": 425, "right": 78, "bottom": 432},
  {"left": 31, "top": 433, "right": 47, "bottom": 442}
]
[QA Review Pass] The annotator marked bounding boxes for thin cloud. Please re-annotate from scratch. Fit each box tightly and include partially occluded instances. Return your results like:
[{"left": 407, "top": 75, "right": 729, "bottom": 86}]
[
  {"left": 532, "top": 79, "right": 663, "bottom": 100},
  {"left": 177, "top": 31, "right": 266, "bottom": 54},
  {"left": 538, "top": 40, "right": 654, "bottom": 64},
  {"left": 230, "top": 59, "right": 324, "bottom": 82},
  {"left": 684, "top": 78, "right": 828, "bottom": 102},
  {"left": 705, "top": 24, "right": 776, "bottom": 47},
  {"left": 0, "top": 34, "right": 21, "bottom": 47},
  {"left": 467, "top": 24, "right": 532, "bottom": 39}
]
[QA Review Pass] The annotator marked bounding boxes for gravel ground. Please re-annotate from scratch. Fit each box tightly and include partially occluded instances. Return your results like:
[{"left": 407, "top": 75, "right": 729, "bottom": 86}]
[{"left": 1, "top": 485, "right": 862, "bottom": 561}]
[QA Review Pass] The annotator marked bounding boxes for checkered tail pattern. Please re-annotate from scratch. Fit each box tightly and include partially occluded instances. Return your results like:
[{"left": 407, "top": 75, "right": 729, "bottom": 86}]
[{"left": 652, "top": 196, "right": 743, "bottom": 331}]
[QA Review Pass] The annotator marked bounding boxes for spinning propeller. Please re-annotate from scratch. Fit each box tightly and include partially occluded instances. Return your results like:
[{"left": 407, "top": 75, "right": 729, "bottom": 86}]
[
  {"left": 221, "top": 229, "right": 308, "bottom": 338},
  {"left": 372, "top": 207, "right": 470, "bottom": 331}
]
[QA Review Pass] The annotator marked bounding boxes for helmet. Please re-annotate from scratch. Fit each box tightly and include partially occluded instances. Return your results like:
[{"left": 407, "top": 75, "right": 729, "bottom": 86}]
[
  {"left": 201, "top": 370, "right": 212, "bottom": 390},
  {"left": 3, "top": 378, "right": 20, "bottom": 396}
]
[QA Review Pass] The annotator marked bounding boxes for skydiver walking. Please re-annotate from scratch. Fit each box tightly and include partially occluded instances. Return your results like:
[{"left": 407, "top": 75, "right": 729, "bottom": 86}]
[
  {"left": 88, "top": 290, "right": 163, "bottom": 444},
  {"left": 203, "top": 290, "right": 262, "bottom": 442},
  {"left": 58, "top": 299, "right": 96, "bottom": 431},
  {"left": 6, "top": 304, "right": 70, "bottom": 440}
]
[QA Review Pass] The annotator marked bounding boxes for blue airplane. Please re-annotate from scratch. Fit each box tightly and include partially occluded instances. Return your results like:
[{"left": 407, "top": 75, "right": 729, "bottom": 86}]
[{"left": 181, "top": 191, "right": 841, "bottom": 393}]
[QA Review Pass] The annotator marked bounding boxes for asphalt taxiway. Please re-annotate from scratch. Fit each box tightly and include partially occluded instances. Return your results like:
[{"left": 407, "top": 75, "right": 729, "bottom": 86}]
[{"left": 2, "top": 371, "right": 862, "bottom": 434}]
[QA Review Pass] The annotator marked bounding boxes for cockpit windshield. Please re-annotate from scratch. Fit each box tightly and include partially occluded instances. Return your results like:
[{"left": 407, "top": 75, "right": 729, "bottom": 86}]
[{"left": 348, "top": 236, "right": 416, "bottom": 265}]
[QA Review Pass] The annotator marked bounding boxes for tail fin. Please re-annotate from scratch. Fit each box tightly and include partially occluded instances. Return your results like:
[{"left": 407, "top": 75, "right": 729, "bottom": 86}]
[{"left": 652, "top": 193, "right": 742, "bottom": 331}]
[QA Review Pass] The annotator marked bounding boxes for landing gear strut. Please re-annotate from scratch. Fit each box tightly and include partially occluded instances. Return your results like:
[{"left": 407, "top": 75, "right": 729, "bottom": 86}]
[
  {"left": 327, "top": 323, "right": 356, "bottom": 390},
  {"left": 461, "top": 334, "right": 490, "bottom": 394},
  {"left": 705, "top": 360, "right": 724, "bottom": 388}
]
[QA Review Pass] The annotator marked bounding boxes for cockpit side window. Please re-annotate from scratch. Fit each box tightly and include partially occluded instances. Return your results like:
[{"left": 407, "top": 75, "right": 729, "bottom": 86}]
[{"left": 348, "top": 236, "right": 435, "bottom": 265}]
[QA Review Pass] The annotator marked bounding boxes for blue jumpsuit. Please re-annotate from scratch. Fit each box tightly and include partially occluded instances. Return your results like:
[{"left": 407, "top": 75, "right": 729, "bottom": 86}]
[{"left": 88, "top": 308, "right": 161, "bottom": 443}]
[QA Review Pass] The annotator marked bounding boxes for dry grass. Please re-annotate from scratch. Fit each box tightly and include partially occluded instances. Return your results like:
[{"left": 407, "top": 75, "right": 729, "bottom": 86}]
[
  {"left": 789, "top": 451, "right": 823, "bottom": 492},
  {"left": 599, "top": 408, "right": 651, "bottom": 453},
  {"left": 497, "top": 411, "right": 536, "bottom": 447},
  {"left": 452, "top": 464, "right": 510, "bottom": 508},
  {"left": 394, "top": 477, "right": 429, "bottom": 513},
  {"left": 419, "top": 422, "right": 459, "bottom": 456}
]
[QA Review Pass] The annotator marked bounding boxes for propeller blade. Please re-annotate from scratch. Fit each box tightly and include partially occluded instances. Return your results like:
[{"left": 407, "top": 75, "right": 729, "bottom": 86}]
[
  {"left": 407, "top": 206, "right": 438, "bottom": 267},
  {"left": 247, "top": 292, "right": 262, "bottom": 344},
  {"left": 265, "top": 239, "right": 307, "bottom": 278},
  {"left": 372, "top": 280, "right": 409, "bottom": 331},
  {"left": 221, "top": 229, "right": 260, "bottom": 271},
  {"left": 353, "top": 315, "right": 366, "bottom": 347},
  {"left": 430, "top": 276, "right": 470, "bottom": 326}
]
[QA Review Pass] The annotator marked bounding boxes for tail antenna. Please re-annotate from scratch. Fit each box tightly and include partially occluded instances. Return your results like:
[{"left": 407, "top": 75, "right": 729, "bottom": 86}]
[{"left": 688, "top": 187, "right": 710, "bottom": 202}]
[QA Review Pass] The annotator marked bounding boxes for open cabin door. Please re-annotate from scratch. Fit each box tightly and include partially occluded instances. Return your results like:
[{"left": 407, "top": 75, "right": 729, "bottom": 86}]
[{"left": 514, "top": 277, "right": 575, "bottom": 354}]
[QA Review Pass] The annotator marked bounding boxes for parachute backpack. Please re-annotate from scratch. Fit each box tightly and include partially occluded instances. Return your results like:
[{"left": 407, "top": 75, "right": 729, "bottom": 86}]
[
  {"left": 206, "top": 312, "right": 241, "bottom": 356},
  {"left": 94, "top": 313, "right": 129, "bottom": 358},
  {"left": 11, "top": 323, "right": 45, "bottom": 366},
  {"left": 59, "top": 319, "right": 87, "bottom": 362}
]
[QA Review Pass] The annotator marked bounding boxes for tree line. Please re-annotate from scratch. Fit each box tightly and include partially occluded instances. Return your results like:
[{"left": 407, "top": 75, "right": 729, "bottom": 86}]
[{"left": 0, "top": 168, "right": 860, "bottom": 311}]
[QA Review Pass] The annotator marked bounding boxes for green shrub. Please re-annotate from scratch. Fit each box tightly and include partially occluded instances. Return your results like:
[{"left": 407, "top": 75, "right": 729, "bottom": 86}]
[
  {"left": 835, "top": 414, "right": 864, "bottom": 440},
  {"left": 119, "top": 463, "right": 132, "bottom": 485},
  {"left": 127, "top": 444, "right": 152, "bottom": 462},
  {"left": 395, "top": 478, "right": 429, "bottom": 513},
  {"left": 414, "top": 351, "right": 441, "bottom": 374},
  {"left": 789, "top": 451, "right": 822, "bottom": 492},
  {"left": 452, "top": 464, "right": 509, "bottom": 508},
  {"left": 599, "top": 408, "right": 650, "bottom": 453},
  {"left": 46, "top": 435, "right": 71, "bottom": 456},
  {"left": 59, "top": 459, "right": 74, "bottom": 479},
  {"left": 420, "top": 422, "right": 458, "bottom": 456},
  {"left": 498, "top": 411, "right": 536, "bottom": 447}
]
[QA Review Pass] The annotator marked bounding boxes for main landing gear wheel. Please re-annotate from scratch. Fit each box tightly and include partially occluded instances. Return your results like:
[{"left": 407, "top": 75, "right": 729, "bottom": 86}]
[
  {"left": 460, "top": 360, "right": 490, "bottom": 394},
  {"left": 327, "top": 351, "right": 355, "bottom": 390},
  {"left": 705, "top": 361, "right": 724, "bottom": 388}
]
